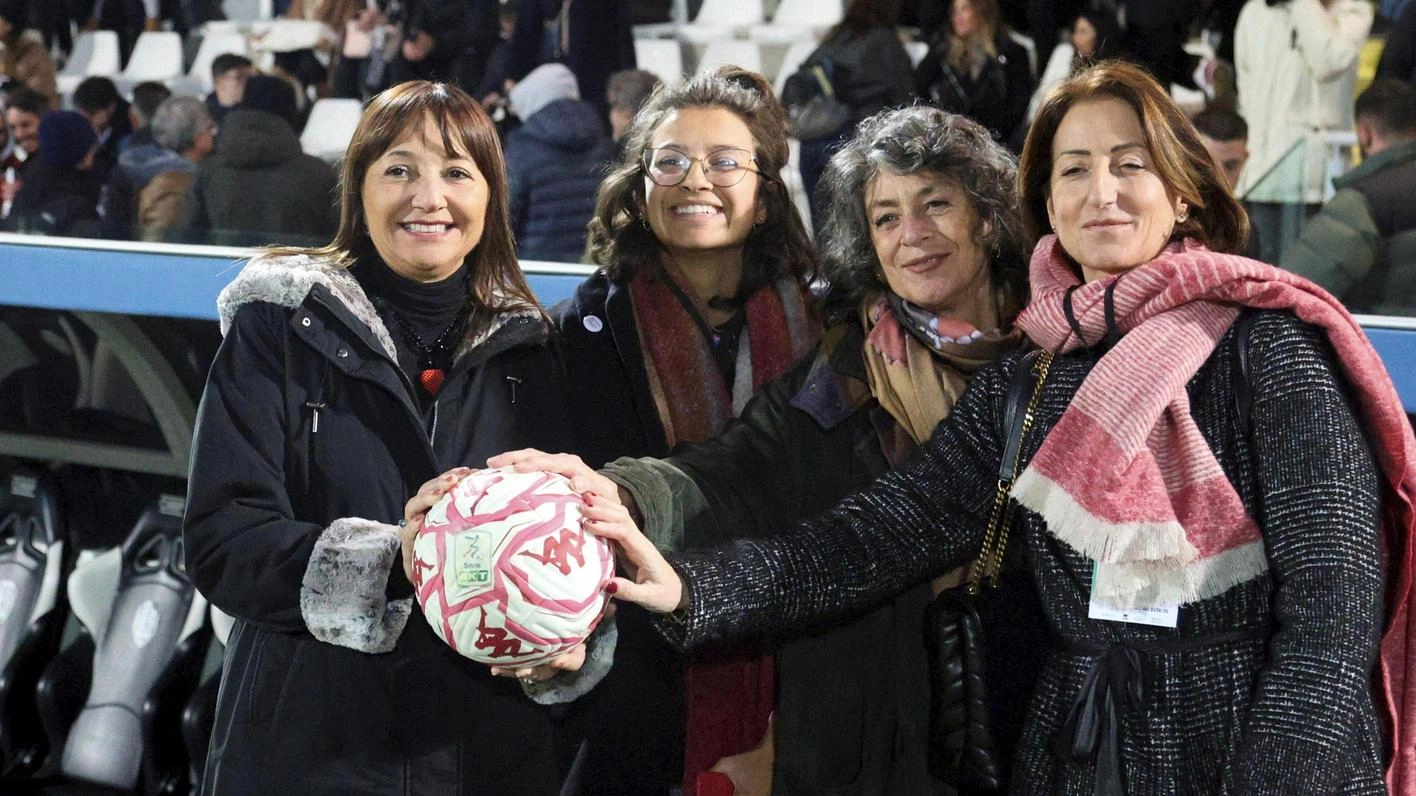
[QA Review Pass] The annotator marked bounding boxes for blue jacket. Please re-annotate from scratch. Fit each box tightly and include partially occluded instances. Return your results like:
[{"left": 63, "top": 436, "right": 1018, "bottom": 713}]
[{"left": 505, "top": 98, "right": 613, "bottom": 263}]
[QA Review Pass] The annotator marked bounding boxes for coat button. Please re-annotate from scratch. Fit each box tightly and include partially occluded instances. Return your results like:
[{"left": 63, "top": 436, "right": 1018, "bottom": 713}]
[
  {"left": 582, "top": 315, "right": 604, "bottom": 333},
  {"left": 336, "top": 348, "right": 349, "bottom": 358},
  {"left": 300, "top": 317, "right": 311, "bottom": 327}
]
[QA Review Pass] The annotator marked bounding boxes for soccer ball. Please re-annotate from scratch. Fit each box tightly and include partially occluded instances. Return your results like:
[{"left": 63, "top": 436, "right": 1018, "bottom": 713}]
[{"left": 411, "top": 467, "right": 613, "bottom": 666}]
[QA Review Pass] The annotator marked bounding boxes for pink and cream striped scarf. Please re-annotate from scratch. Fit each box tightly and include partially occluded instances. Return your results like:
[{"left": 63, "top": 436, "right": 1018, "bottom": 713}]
[{"left": 1013, "top": 235, "right": 1416, "bottom": 610}]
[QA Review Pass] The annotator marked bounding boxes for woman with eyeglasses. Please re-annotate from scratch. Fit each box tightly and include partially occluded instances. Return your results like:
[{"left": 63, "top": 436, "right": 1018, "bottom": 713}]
[{"left": 544, "top": 66, "right": 819, "bottom": 796}]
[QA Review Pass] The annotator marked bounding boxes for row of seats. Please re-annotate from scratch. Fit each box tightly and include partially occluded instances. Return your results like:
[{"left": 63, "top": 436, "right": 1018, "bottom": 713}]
[{"left": 636, "top": 0, "right": 845, "bottom": 45}]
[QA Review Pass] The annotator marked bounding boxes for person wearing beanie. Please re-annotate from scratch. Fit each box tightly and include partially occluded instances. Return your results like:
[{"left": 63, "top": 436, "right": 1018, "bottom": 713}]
[
  {"left": 0, "top": 0, "right": 57, "bottom": 108},
  {"left": 504, "top": 63, "right": 613, "bottom": 261},
  {"left": 181, "top": 73, "right": 337, "bottom": 246},
  {"left": 3, "top": 109, "right": 102, "bottom": 235}
]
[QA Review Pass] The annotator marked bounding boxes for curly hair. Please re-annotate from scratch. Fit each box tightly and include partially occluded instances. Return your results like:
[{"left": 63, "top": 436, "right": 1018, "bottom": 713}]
[
  {"left": 816, "top": 105, "right": 1029, "bottom": 320},
  {"left": 585, "top": 66, "right": 817, "bottom": 297}
]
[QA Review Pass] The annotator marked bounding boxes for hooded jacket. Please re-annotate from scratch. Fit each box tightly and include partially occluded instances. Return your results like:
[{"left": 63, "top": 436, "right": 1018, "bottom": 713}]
[
  {"left": 184, "top": 253, "right": 605, "bottom": 795},
  {"left": 181, "top": 110, "right": 338, "bottom": 246},
  {"left": 504, "top": 98, "right": 613, "bottom": 262}
]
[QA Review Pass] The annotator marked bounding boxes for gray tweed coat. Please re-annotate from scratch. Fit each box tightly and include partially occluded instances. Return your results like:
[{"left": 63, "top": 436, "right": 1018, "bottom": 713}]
[{"left": 662, "top": 310, "right": 1387, "bottom": 795}]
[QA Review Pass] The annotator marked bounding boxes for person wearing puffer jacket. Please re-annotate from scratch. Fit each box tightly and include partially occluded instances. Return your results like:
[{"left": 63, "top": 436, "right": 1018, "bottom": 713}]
[{"left": 504, "top": 63, "right": 613, "bottom": 262}]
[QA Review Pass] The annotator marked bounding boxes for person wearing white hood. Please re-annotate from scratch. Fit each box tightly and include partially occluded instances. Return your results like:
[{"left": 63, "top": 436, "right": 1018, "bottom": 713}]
[{"left": 504, "top": 63, "right": 613, "bottom": 262}]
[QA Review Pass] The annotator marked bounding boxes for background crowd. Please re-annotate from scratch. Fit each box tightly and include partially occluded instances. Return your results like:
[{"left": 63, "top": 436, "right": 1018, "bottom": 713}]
[{"left": 1, "top": 0, "right": 1415, "bottom": 316}]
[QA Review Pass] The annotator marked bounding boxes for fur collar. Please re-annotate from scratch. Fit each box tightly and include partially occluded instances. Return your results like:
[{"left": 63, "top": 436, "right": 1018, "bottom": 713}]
[{"left": 217, "top": 252, "right": 544, "bottom": 362}]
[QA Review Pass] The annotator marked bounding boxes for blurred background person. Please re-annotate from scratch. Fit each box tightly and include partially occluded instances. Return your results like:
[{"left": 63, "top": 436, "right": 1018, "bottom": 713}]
[
  {"left": 1193, "top": 105, "right": 1261, "bottom": 259},
  {"left": 1285, "top": 78, "right": 1416, "bottom": 315},
  {"left": 794, "top": 0, "right": 916, "bottom": 233},
  {"left": 181, "top": 74, "right": 337, "bottom": 246},
  {"left": 504, "top": 63, "right": 612, "bottom": 262},
  {"left": 914, "top": 0, "right": 1034, "bottom": 150},
  {"left": 274, "top": 0, "right": 362, "bottom": 99},
  {"left": 72, "top": 76, "right": 131, "bottom": 185},
  {"left": 206, "top": 53, "right": 254, "bottom": 125},
  {"left": 101, "top": 80, "right": 172, "bottom": 238},
  {"left": 137, "top": 96, "right": 214, "bottom": 242},
  {"left": 1235, "top": 0, "right": 1373, "bottom": 263},
  {"left": 4, "top": 109, "right": 101, "bottom": 236},
  {"left": 503, "top": 0, "right": 635, "bottom": 114},
  {"left": 2, "top": 83, "right": 44, "bottom": 219},
  {"left": 0, "top": 0, "right": 56, "bottom": 109},
  {"left": 1027, "top": 9, "right": 1123, "bottom": 124},
  {"left": 605, "top": 68, "right": 660, "bottom": 153}
]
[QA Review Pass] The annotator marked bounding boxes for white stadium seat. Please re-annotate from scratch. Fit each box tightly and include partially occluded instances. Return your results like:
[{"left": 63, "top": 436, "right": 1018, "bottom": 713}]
[
  {"left": 222, "top": 0, "right": 274, "bottom": 24},
  {"left": 677, "top": 0, "right": 764, "bottom": 44},
  {"left": 301, "top": 98, "right": 364, "bottom": 162},
  {"left": 57, "top": 31, "right": 121, "bottom": 96},
  {"left": 118, "top": 31, "right": 184, "bottom": 89},
  {"left": 750, "top": 0, "right": 843, "bottom": 44},
  {"left": 696, "top": 39, "right": 762, "bottom": 76},
  {"left": 635, "top": 38, "right": 686, "bottom": 85}
]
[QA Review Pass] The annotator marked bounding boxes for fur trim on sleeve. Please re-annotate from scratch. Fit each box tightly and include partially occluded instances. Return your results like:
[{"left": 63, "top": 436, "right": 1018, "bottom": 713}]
[
  {"left": 520, "top": 617, "right": 618, "bottom": 705},
  {"left": 300, "top": 517, "right": 412, "bottom": 653}
]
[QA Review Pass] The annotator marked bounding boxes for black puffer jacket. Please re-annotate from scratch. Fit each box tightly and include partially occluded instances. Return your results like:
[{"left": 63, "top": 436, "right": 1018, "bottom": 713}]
[
  {"left": 505, "top": 99, "right": 613, "bottom": 263},
  {"left": 184, "top": 254, "right": 591, "bottom": 795},
  {"left": 915, "top": 33, "right": 1035, "bottom": 148},
  {"left": 181, "top": 110, "right": 339, "bottom": 247}
]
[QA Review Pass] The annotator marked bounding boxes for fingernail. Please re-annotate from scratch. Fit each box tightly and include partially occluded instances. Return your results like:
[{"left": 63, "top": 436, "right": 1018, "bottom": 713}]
[{"left": 604, "top": 581, "right": 618, "bottom": 595}]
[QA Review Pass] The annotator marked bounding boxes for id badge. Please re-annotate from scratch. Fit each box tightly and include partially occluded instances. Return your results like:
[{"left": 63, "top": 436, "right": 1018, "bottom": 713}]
[{"left": 1087, "top": 562, "right": 1179, "bottom": 628}]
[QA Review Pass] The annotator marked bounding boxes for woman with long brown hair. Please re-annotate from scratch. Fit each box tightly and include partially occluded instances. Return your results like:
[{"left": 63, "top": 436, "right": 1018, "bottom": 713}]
[
  {"left": 183, "top": 81, "right": 586, "bottom": 795},
  {"left": 915, "top": 0, "right": 1034, "bottom": 149}
]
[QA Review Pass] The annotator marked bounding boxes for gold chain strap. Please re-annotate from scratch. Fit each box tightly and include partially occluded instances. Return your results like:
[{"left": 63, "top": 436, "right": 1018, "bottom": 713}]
[{"left": 968, "top": 351, "right": 1054, "bottom": 595}]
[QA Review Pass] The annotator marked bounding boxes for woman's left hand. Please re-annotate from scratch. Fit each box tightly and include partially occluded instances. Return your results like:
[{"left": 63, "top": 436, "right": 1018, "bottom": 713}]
[{"left": 400, "top": 466, "right": 472, "bottom": 582}]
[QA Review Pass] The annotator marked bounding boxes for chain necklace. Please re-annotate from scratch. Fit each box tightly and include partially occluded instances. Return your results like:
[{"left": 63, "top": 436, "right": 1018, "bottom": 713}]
[{"left": 374, "top": 295, "right": 472, "bottom": 396}]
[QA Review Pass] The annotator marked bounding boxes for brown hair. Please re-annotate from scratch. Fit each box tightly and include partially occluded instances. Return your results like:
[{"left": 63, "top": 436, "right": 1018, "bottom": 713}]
[
  {"left": 288, "top": 81, "right": 538, "bottom": 335},
  {"left": 1018, "top": 60, "right": 1249, "bottom": 256},
  {"left": 585, "top": 66, "right": 818, "bottom": 298},
  {"left": 947, "top": 0, "right": 1000, "bottom": 66}
]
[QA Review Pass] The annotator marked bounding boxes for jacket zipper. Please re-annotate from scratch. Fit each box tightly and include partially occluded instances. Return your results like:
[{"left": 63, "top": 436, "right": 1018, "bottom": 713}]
[{"left": 428, "top": 400, "right": 439, "bottom": 447}]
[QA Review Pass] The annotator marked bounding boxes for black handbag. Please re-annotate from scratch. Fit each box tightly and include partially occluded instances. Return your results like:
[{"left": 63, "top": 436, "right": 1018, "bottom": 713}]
[{"left": 925, "top": 348, "right": 1053, "bottom": 794}]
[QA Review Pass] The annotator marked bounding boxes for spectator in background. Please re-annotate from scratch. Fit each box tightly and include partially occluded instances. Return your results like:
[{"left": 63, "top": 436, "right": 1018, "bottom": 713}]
[
  {"left": 1193, "top": 105, "right": 1262, "bottom": 259},
  {"left": 1377, "top": 0, "right": 1416, "bottom": 84},
  {"left": 102, "top": 81, "right": 178, "bottom": 238},
  {"left": 1235, "top": 0, "right": 1372, "bottom": 263},
  {"left": 504, "top": 0, "right": 635, "bottom": 113},
  {"left": 276, "top": 0, "right": 362, "bottom": 98},
  {"left": 4, "top": 109, "right": 101, "bottom": 236},
  {"left": 914, "top": 0, "right": 1034, "bottom": 150},
  {"left": 207, "top": 53, "right": 254, "bottom": 125},
  {"left": 2, "top": 83, "right": 43, "bottom": 217},
  {"left": 606, "top": 68, "right": 659, "bottom": 149},
  {"left": 797, "top": 0, "right": 917, "bottom": 229},
  {"left": 72, "top": 76, "right": 132, "bottom": 184},
  {"left": 0, "top": 0, "right": 57, "bottom": 108},
  {"left": 138, "top": 96, "right": 214, "bottom": 241},
  {"left": 504, "top": 63, "right": 612, "bottom": 262},
  {"left": 1285, "top": 79, "right": 1416, "bottom": 315},
  {"left": 1027, "top": 9, "right": 1123, "bottom": 123},
  {"left": 182, "top": 74, "right": 338, "bottom": 246},
  {"left": 388, "top": 0, "right": 470, "bottom": 86},
  {"left": 452, "top": 0, "right": 501, "bottom": 96}
]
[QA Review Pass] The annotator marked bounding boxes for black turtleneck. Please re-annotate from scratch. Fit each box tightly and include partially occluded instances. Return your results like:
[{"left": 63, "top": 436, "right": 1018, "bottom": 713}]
[{"left": 351, "top": 258, "right": 471, "bottom": 384}]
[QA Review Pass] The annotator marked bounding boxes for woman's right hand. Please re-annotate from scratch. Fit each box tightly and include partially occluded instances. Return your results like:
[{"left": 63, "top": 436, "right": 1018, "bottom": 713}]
[
  {"left": 400, "top": 466, "right": 472, "bottom": 582},
  {"left": 487, "top": 449, "right": 635, "bottom": 513},
  {"left": 581, "top": 494, "right": 686, "bottom": 614}
]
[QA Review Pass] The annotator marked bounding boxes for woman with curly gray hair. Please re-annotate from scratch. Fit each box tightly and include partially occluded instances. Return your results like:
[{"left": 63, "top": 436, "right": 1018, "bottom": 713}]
[{"left": 476, "top": 105, "right": 1041, "bottom": 795}]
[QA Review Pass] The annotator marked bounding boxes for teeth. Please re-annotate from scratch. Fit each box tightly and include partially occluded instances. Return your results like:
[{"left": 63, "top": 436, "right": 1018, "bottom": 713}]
[
  {"left": 404, "top": 223, "right": 447, "bottom": 233},
  {"left": 672, "top": 205, "right": 719, "bottom": 216}
]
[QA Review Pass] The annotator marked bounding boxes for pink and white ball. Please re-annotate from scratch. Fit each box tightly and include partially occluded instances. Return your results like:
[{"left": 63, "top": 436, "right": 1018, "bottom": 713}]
[{"left": 411, "top": 467, "right": 613, "bottom": 667}]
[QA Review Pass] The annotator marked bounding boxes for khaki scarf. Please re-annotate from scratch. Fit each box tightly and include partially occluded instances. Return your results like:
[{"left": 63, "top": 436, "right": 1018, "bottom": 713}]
[{"left": 860, "top": 292, "right": 1019, "bottom": 444}]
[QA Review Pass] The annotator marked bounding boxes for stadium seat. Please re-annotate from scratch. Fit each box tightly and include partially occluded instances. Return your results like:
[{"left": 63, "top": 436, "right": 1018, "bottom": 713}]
[
  {"left": 56, "top": 31, "right": 121, "bottom": 97},
  {"left": 634, "top": 38, "right": 686, "bottom": 85},
  {"left": 58, "top": 498, "right": 208, "bottom": 790},
  {"left": 676, "top": 0, "right": 764, "bottom": 45},
  {"left": 300, "top": 98, "right": 364, "bottom": 162},
  {"left": 168, "top": 30, "right": 251, "bottom": 96},
  {"left": 696, "top": 39, "right": 762, "bottom": 75},
  {"left": 905, "top": 40, "right": 928, "bottom": 68},
  {"left": 0, "top": 466, "right": 68, "bottom": 777},
  {"left": 749, "top": 0, "right": 843, "bottom": 44},
  {"left": 118, "top": 32, "right": 185, "bottom": 89}
]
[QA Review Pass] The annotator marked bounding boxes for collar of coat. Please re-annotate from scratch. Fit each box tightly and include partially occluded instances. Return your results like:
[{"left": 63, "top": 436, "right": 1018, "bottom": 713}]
[{"left": 216, "top": 252, "right": 543, "bottom": 363}]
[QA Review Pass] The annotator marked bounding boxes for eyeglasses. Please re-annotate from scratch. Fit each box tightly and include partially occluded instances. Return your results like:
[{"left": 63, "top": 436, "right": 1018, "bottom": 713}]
[{"left": 641, "top": 146, "right": 767, "bottom": 187}]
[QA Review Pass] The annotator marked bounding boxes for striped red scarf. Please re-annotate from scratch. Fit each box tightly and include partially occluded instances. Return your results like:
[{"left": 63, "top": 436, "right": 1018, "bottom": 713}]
[
  {"left": 630, "top": 267, "right": 818, "bottom": 793},
  {"left": 1014, "top": 234, "right": 1416, "bottom": 792}
]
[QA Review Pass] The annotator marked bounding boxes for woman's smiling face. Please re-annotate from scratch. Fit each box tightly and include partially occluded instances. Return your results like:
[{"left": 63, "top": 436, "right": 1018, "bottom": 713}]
[
  {"left": 641, "top": 106, "right": 763, "bottom": 263},
  {"left": 1046, "top": 97, "right": 1187, "bottom": 282},
  {"left": 362, "top": 115, "right": 489, "bottom": 282}
]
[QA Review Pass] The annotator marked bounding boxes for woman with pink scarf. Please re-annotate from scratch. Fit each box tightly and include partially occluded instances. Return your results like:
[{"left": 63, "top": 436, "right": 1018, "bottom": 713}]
[{"left": 579, "top": 61, "right": 1416, "bottom": 794}]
